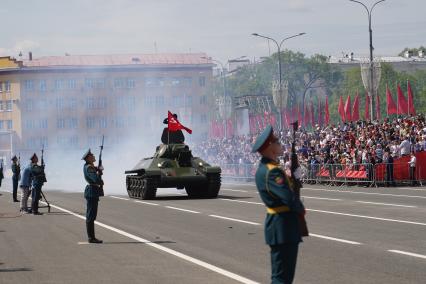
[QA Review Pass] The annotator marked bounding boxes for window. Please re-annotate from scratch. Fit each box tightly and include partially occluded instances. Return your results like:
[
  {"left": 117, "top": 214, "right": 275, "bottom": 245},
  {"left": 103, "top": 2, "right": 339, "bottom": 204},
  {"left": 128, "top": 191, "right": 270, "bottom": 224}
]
[
  {"left": 96, "top": 78, "right": 105, "bottom": 89},
  {"left": 70, "top": 136, "right": 79, "bottom": 147},
  {"left": 86, "top": 117, "right": 96, "bottom": 128},
  {"left": 200, "top": 114, "right": 207, "bottom": 123},
  {"left": 185, "top": 95, "right": 192, "bottom": 106},
  {"left": 40, "top": 119, "right": 48, "bottom": 129},
  {"left": 24, "top": 80, "right": 34, "bottom": 91},
  {"left": 69, "top": 118, "right": 78, "bottom": 129},
  {"left": 144, "top": 78, "right": 155, "bottom": 87},
  {"left": 199, "top": 76, "right": 206, "bottom": 87},
  {"left": 56, "top": 98, "right": 65, "bottom": 110},
  {"left": 156, "top": 77, "right": 165, "bottom": 87},
  {"left": 127, "top": 78, "right": 135, "bottom": 89},
  {"left": 87, "top": 97, "right": 95, "bottom": 109},
  {"left": 171, "top": 78, "right": 181, "bottom": 86},
  {"left": 115, "top": 117, "right": 125, "bottom": 128},
  {"left": 25, "top": 120, "right": 34, "bottom": 129},
  {"left": 25, "top": 100, "right": 33, "bottom": 111},
  {"left": 99, "top": 117, "right": 107, "bottom": 128},
  {"left": 114, "top": 78, "right": 125, "bottom": 89},
  {"left": 6, "top": 101, "right": 12, "bottom": 111},
  {"left": 172, "top": 96, "right": 179, "bottom": 107},
  {"left": 0, "top": 121, "right": 3, "bottom": 129},
  {"left": 39, "top": 80, "right": 47, "bottom": 92},
  {"left": 57, "top": 118, "right": 65, "bottom": 129},
  {"left": 183, "top": 77, "right": 192, "bottom": 87},
  {"left": 98, "top": 97, "right": 107, "bottom": 109},
  {"left": 200, "top": 95, "right": 207, "bottom": 105},
  {"left": 68, "top": 79, "right": 76, "bottom": 89},
  {"left": 155, "top": 96, "right": 164, "bottom": 107},
  {"left": 69, "top": 98, "right": 77, "bottom": 110},
  {"left": 6, "top": 120, "right": 12, "bottom": 129},
  {"left": 55, "top": 79, "right": 66, "bottom": 90},
  {"left": 85, "top": 78, "right": 96, "bottom": 88},
  {"left": 143, "top": 96, "right": 154, "bottom": 106},
  {"left": 5, "top": 81, "right": 11, "bottom": 92},
  {"left": 40, "top": 137, "right": 48, "bottom": 148}
]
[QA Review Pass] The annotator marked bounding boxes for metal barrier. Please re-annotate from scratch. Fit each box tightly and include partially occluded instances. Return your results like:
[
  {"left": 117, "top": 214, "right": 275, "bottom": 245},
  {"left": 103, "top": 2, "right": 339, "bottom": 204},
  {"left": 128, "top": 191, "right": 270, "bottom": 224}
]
[{"left": 219, "top": 162, "right": 423, "bottom": 187}]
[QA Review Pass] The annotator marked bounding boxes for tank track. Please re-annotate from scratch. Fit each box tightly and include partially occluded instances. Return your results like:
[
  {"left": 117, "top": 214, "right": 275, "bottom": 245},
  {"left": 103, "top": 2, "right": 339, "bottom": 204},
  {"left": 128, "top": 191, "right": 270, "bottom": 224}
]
[
  {"left": 126, "top": 175, "right": 157, "bottom": 200},
  {"left": 185, "top": 172, "right": 221, "bottom": 199}
]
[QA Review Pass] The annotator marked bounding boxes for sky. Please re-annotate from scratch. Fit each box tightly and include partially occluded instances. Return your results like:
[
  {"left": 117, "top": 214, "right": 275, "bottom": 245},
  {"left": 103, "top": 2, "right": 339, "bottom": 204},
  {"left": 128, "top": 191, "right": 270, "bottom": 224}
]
[{"left": 1, "top": 0, "right": 425, "bottom": 64}]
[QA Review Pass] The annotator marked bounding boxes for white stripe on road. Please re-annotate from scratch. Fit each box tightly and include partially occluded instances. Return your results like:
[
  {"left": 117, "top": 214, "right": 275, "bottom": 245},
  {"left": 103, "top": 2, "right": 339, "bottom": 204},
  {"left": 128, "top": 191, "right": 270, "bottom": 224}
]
[
  {"left": 356, "top": 201, "right": 417, "bottom": 208},
  {"left": 221, "top": 188, "right": 249, "bottom": 193},
  {"left": 134, "top": 200, "right": 160, "bottom": 206},
  {"left": 388, "top": 250, "right": 426, "bottom": 260},
  {"left": 209, "top": 215, "right": 261, "bottom": 226},
  {"left": 303, "top": 196, "right": 341, "bottom": 201},
  {"left": 219, "top": 198, "right": 263, "bottom": 205},
  {"left": 303, "top": 187, "right": 426, "bottom": 199},
  {"left": 308, "top": 209, "right": 426, "bottom": 226},
  {"left": 46, "top": 203, "right": 259, "bottom": 284},
  {"left": 165, "top": 206, "right": 200, "bottom": 214},
  {"left": 310, "top": 233, "right": 362, "bottom": 245},
  {"left": 108, "top": 196, "right": 130, "bottom": 201}
]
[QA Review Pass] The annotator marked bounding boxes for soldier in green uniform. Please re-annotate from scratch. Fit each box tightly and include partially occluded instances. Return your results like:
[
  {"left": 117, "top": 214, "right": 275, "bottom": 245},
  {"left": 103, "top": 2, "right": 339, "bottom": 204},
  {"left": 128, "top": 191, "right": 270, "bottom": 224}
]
[
  {"left": 30, "top": 153, "right": 46, "bottom": 215},
  {"left": 11, "top": 155, "right": 20, "bottom": 202},
  {"left": 82, "top": 149, "right": 103, "bottom": 244},
  {"left": 0, "top": 159, "right": 4, "bottom": 188},
  {"left": 252, "top": 125, "right": 304, "bottom": 284}
]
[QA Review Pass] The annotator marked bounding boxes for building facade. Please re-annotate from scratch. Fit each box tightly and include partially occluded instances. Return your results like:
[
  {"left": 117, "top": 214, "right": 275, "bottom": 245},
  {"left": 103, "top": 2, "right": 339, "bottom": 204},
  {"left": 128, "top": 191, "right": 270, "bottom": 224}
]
[{"left": 0, "top": 53, "right": 213, "bottom": 160}]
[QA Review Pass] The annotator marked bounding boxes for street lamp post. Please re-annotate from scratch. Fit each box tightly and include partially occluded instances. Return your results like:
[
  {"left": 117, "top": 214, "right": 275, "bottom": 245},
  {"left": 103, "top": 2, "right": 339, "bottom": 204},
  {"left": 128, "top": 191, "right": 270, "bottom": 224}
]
[
  {"left": 252, "top": 32, "right": 305, "bottom": 130},
  {"left": 349, "top": 0, "right": 386, "bottom": 121},
  {"left": 201, "top": 56, "right": 230, "bottom": 138}
]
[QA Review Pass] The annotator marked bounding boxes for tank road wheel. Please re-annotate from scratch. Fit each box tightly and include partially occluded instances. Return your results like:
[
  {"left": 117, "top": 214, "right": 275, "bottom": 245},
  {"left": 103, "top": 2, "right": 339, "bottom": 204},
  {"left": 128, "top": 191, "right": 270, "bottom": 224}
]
[
  {"left": 205, "top": 173, "right": 221, "bottom": 198},
  {"left": 141, "top": 178, "right": 157, "bottom": 200},
  {"left": 126, "top": 176, "right": 135, "bottom": 198}
]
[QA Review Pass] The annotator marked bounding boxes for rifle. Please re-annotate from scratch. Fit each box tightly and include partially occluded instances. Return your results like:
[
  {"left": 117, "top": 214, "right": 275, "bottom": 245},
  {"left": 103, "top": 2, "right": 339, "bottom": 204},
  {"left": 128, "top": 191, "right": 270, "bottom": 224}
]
[
  {"left": 40, "top": 144, "right": 47, "bottom": 183},
  {"left": 97, "top": 135, "right": 105, "bottom": 196},
  {"left": 290, "top": 120, "right": 309, "bottom": 237}
]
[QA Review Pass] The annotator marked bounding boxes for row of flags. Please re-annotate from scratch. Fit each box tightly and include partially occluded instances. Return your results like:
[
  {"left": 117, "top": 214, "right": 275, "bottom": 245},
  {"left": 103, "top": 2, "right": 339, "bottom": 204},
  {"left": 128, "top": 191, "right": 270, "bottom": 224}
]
[{"left": 338, "top": 80, "right": 416, "bottom": 122}]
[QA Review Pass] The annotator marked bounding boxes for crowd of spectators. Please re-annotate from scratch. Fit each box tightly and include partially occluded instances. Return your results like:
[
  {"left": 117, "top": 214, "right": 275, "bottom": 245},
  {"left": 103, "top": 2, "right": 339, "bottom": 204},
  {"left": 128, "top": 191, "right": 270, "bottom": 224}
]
[{"left": 192, "top": 115, "right": 426, "bottom": 182}]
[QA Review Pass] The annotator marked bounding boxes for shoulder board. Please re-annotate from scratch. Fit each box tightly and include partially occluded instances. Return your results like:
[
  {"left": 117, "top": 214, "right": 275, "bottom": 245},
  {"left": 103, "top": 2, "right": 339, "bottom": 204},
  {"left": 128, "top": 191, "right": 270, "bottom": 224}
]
[{"left": 266, "top": 163, "right": 279, "bottom": 170}]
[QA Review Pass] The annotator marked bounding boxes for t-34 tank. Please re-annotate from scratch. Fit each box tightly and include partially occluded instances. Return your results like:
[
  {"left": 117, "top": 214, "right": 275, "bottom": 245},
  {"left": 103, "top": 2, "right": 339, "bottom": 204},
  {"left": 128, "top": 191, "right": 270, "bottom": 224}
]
[{"left": 125, "top": 144, "right": 221, "bottom": 199}]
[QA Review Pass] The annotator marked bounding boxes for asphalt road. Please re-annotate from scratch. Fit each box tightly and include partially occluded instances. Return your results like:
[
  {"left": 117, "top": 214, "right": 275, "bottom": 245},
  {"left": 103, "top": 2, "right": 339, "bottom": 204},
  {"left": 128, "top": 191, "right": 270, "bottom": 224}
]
[{"left": 1, "top": 181, "right": 426, "bottom": 283}]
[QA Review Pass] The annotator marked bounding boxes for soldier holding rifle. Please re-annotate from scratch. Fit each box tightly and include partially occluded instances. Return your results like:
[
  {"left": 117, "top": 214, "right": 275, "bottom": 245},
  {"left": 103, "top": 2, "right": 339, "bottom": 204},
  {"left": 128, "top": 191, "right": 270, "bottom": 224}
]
[
  {"left": 11, "top": 155, "right": 20, "bottom": 202},
  {"left": 82, "top": 136, "right": 104, "bottom": 244},
  {"left": 30, "top": 152, "right": 47, "bottom": 215},
  {"left": 253, "top": 123, "right": 308, "bottom": 284}
]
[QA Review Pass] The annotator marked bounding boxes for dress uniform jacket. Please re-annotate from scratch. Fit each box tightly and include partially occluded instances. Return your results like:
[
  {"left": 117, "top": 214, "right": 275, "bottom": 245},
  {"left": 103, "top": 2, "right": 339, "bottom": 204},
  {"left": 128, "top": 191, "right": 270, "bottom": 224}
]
[
  {"left": 255, "top": 157, "right": 303, "bottom": 245},
  {"left": 83, "top": 164, "right": 102, "bottom": 200}
]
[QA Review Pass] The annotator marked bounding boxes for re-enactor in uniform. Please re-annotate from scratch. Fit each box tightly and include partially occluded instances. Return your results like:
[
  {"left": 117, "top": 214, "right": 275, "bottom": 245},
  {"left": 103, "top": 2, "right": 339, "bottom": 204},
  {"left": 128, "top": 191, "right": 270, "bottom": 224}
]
[
  {"left": 253, "top": 125, "right": 305, "bottom": 284},
  {"left": 19, "top": 155, "right": 35, "bottom": 213},
  {"left": 30, "top": 153, "right": 46, "bottom": 215},
  {"left": 82, "top": 149, "right": 103, "bottom": 244},
  {"left": 11, "top": 155, "right": 21, "bottom": 202}
]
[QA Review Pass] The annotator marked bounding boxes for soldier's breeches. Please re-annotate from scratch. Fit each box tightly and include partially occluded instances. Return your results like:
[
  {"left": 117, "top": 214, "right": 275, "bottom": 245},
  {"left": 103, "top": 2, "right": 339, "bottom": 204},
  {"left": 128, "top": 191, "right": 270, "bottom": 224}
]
[
  {"left": 31, "top": 186, "right": 42, "bottom": 212},
  {"left": 20, "top": 186, "right": 30, "bottom": 210},
  {"left": 86, "top": 198, "right": 99, "bottom": 223},
  {"left": 12, "top": 178, "right": 19, "bottom": 200},
  {"left": 270, "top": 244, "right": 299, "bottom": 284}
]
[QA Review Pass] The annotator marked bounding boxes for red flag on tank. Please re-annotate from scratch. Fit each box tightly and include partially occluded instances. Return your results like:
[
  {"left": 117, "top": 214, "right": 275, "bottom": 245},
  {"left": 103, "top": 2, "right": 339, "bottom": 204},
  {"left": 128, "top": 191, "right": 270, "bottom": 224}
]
[{"left": 168, "top": 111, "right": 192, "bottom": 134}]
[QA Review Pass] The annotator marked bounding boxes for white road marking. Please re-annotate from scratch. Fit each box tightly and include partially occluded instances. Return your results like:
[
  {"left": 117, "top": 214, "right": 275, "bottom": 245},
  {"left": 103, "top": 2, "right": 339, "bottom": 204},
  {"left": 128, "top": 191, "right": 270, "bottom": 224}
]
[
  {"left": 209, "top": 215, "right": 261, "bottom": 226},
  {"left": 303, "top": 196, "right": 341, "bottom": 201},
  {"left": 388, "top": 250, "right": 426, "bottom": 260},
  {"left": 77, "top": 242, "right": 89, "bottom": 245},
  {"left": 308, "top": 209, "right": 426, "bottom": 226},
  {"left": 356, "top": 201, "right": 417, "bottom": 208},
  {"left": 221, "top": 188, "right": 249, "bottom": 193},
  {"left": 47, "top": 203, "right": 259, "bottom": 284},
  {"left": 134, "top": 200, "right": 160, "bottom": 206},
  {"left": 165, "top": 206, "right": 200, "bottom": 214},
  {"left": 108, "top": 196, "right": 130, "bottom": 201},
  {"left": 219, "top": 198, "right": 263, "bottom": 205},
  {"left": 303, "top": 187, "right": 426, "bottom": 199},
  {"left": 310, "top": 233, "right": 362, "bottom": 245}
]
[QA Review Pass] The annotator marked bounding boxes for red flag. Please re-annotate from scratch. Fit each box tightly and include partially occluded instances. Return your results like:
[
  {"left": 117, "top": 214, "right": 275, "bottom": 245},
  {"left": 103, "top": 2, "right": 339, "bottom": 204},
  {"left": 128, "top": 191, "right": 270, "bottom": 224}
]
[
  {"left": 364, "top": 91, "right": 370, "bottom": 120},
  {"left": 407, "top": 80, "right": 416, "bottom": 115},
  {"left": 352, "top": 93, "right": 360, "bottom": 121},
  {"left": 386, "top": 86, "right": 397, "bottom": 115},
  {"left": 344, "top": 95, "right": 352, "bottom": 122},
  {"left": 325, "top": 96, "right": 330, "bottom": 125},
  {"left": 168, "top": 111, "right": 192, "bottom": 134},
  {"left": 397, "top": 84, "right": 408, "bottom": 115},
  {"left": 338, "top": 96, "right": 345, "bottom": 122},
  {"left": 318, "top": 100, "right": 323, "bottom": 126},
  {"left": 376, "top": 92, "right": 381, "bottom": 121}
]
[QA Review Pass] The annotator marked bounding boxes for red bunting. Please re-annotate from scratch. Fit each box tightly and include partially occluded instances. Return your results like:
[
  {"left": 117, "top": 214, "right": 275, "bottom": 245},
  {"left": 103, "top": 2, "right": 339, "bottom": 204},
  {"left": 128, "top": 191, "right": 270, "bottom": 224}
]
[
  {"left": 344, "top": 95, "right": 352, "bottom": 122},
  {"left": 338, "top": 96, "right": 345, "bottom": 122},
  {"left": 397, "top": 84, "right": 408, "bottom": 115},
  {"left": 407, "top": 80, "right": 416, "bottom": 115},
  {"left": 325, "top": 96, "right": 330, "bottom": 125},
  {"left": 386, "top": 86, "right": 397, "bottom": 115},
  {"left": 352, "top": 93, "right": 360, "bottom": 121}
]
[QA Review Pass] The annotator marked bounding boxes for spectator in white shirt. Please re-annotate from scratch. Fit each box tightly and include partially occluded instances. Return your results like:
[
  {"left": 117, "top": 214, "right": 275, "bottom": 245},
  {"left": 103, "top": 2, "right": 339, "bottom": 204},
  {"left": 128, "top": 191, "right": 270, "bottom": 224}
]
[
  {"left": 399, "top": 136, "right": 411, "bottom": 156},
  {"left": 408, "top": 152, "right": 417, "bottom": 186}
]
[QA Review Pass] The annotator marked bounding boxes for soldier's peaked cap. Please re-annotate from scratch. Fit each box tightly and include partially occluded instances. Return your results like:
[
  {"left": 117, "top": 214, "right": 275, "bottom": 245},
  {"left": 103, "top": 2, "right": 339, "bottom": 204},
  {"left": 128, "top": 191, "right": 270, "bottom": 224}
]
[
  {"left": 81, "top": 149, "right": 94, "bottom": 160},
  {"left": 11, "top": 155, "right": 17, "bottom": 161},
  {"left": 252, "top": 125, "right": 274, "bottom": 153},
  {"left": 30, "top": 153, "right": 38, "bottom": 160}
]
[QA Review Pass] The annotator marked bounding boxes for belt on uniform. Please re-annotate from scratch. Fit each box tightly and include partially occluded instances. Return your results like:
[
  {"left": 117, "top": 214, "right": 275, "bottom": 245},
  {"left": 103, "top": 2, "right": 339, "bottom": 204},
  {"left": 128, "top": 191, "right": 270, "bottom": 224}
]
[
  {"left": 89, "top": 184, "right": 101, "bottom": 188},
  {"left": 266, "top": 205, "right": 290, "bottom": 214}
]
